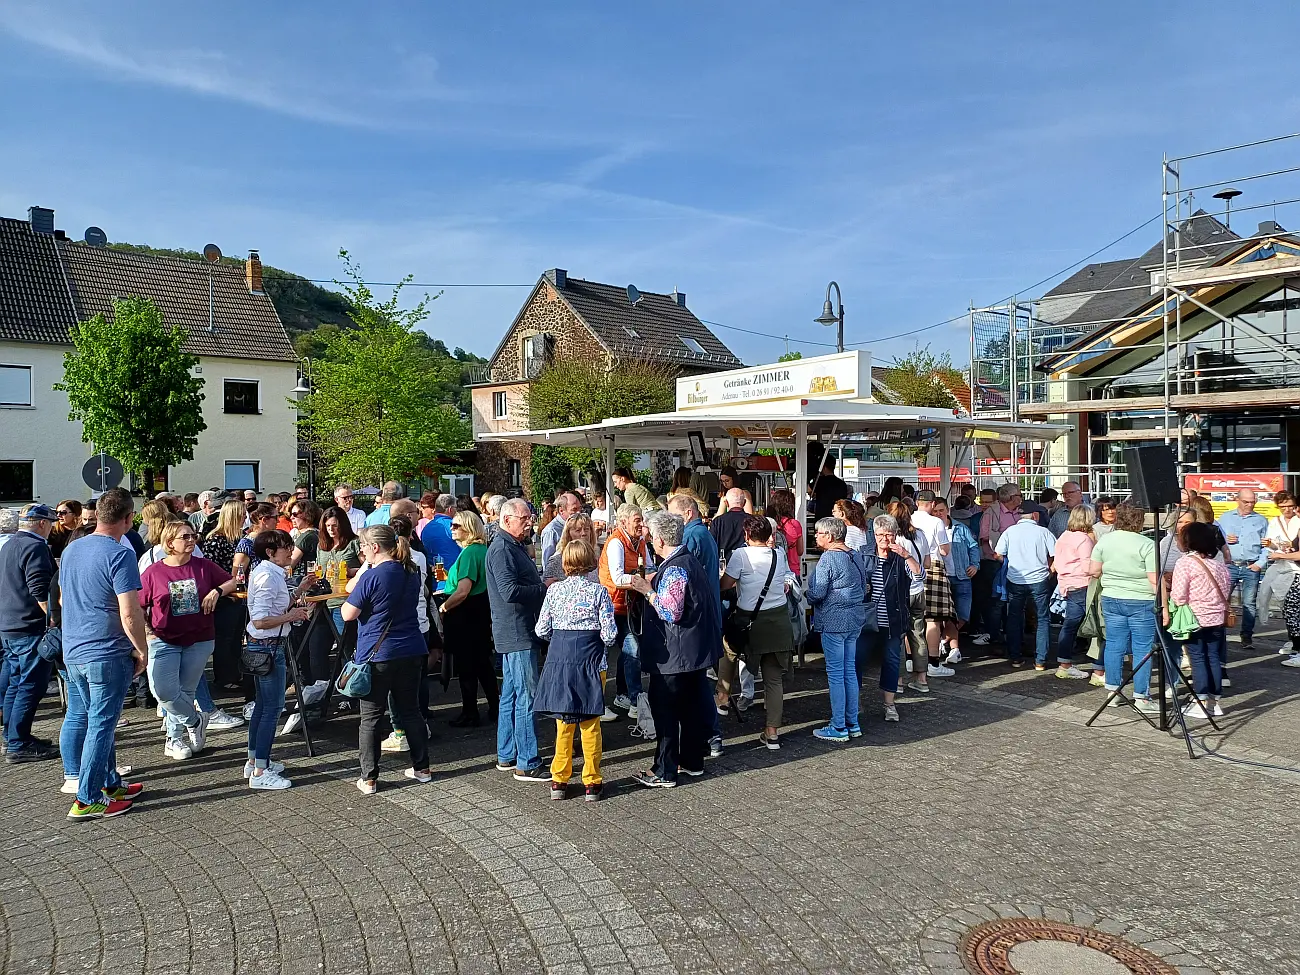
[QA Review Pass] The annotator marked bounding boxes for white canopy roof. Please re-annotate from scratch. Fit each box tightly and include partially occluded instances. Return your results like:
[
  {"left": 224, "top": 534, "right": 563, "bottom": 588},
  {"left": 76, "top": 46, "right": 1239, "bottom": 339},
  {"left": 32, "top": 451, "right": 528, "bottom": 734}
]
[{"left": 480, "top": 399, "right": 1072, "bottom": 450}]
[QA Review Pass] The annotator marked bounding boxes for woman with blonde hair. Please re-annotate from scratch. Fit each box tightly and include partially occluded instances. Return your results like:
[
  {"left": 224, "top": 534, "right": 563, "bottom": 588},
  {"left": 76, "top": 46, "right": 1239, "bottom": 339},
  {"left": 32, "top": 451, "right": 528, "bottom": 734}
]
[
  {"left": 543, "top": 512, "right": 599, "bottom": 583},
  {"left": 440, "top": 508, "right": 497, "bottom": 726},
  {"left": 341, "top": 525, "right": 432, "bottom": 794},
  {"left": 666, "top": 468, "right": 708, "bottom": 520},
  {"left": 200, "top": 499, "right": 250, "bottom": 691},
  {"left": 1052, "top": 505, "right": 1096, "bottom": 680}
]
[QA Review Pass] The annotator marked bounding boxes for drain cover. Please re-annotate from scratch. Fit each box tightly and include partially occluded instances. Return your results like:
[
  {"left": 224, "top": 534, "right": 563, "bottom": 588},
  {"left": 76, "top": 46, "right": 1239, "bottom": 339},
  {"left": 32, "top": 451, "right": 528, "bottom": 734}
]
[{"left": 960, "top": 919, "right": 1179, "bottom": 975}]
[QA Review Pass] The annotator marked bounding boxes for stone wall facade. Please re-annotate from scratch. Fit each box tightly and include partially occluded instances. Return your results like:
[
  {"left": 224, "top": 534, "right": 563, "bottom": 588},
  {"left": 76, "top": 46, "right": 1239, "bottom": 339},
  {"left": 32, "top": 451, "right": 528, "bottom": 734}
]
[{"left": 491, "top": 282, "right": 609, "bottom": 383}]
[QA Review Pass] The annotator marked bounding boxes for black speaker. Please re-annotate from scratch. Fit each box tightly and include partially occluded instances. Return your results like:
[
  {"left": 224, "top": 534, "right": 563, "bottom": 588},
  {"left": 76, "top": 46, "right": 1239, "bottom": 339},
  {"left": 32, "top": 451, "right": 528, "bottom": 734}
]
[{"left": 1123, "top": 444, "right": 1179, "bottom": 509}]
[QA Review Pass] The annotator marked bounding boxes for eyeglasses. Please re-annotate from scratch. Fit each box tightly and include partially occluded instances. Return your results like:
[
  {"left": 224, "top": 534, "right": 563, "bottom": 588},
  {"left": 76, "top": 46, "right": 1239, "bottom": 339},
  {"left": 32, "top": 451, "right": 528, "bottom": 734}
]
[
  {"left": 177, "top": 533, "right": 197, "bottom": 541},
  {"left": 56, "top": 509, "right": 72, "bottom": 515}
]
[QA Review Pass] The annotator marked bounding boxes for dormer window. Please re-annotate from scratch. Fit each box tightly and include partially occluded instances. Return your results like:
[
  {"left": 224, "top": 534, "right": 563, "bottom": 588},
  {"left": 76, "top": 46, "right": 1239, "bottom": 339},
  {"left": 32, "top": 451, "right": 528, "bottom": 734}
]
[{"left": 523, "top": 333, "right": 554, "bottom": 379}]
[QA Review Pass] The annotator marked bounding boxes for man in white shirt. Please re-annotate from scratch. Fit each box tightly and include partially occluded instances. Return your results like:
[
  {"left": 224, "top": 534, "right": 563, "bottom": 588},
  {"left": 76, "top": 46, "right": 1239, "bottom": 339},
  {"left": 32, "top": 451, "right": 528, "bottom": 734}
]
[
  {"left": 333, "top": 483, "right": 367, "bottom": 534},
  {"left": 994, "top": 511, "right": 1056, "bottom": 669},
  {"left": 1259, "top": 491, "right": 1300, "bottom": 640}
]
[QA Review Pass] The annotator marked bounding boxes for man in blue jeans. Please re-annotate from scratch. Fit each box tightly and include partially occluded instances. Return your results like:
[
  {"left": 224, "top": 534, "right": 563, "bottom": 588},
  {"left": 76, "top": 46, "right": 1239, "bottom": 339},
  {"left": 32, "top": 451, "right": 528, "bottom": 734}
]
[
  {"left": 994, "top": 510, "right": 1056, "bottom": 668},
  {"left": 485, "top": 498, "right": 548, "bottom": 782},
  {"left": 58, "top": 488, "right": 147, "bottom": 820},
  {"left": 1218, "top": 488, "right": 1268, "bottom": 656},
  {"left": 0, "top": 503, "right": 57, "bottom": 763}
]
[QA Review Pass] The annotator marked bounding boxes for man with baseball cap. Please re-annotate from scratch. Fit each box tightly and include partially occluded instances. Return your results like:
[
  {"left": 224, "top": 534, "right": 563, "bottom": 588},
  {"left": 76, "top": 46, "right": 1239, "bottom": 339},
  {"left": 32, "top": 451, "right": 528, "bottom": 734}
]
[{"left": 0, "top": 503, "right": 57, "bottom": 763}]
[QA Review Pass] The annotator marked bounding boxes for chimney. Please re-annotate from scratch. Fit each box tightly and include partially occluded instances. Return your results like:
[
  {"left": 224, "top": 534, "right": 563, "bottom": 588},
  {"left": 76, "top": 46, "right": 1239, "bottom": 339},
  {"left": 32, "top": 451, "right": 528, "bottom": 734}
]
[
  {"left": 671, "top": 289, "right": 687, "bottom": 308},
  {"left": 544, "top": 268, "right": 567, "bottom": 290},
  {"left": 28, "top": 206, "right": 54, "bottom": 236},
  {"left": 53, "top": 229, "right": 67, "bottom": 241},
  {"left": 246, "top": 250, "right": 263, "bottom": 294},
  {"left": 1258, "top": 220, "right": 1284, "bottom": 238}
]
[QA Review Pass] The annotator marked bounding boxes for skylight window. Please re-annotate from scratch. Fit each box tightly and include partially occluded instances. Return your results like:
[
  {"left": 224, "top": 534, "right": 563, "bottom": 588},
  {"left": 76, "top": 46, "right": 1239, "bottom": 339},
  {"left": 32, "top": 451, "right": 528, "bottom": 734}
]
[
  {"left": 624, "top": 326, "right": 641, "bottom": 339},
  {"left": 680, "top": 336, "right": 708, "bottom": 355}
]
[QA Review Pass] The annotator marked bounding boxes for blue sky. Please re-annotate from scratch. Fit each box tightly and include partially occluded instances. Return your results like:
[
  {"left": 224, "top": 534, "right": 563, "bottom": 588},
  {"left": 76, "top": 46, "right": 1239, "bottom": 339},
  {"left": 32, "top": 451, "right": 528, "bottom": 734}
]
[{"left": 3, "top": 2, "right": 1300, "bottom": 367}]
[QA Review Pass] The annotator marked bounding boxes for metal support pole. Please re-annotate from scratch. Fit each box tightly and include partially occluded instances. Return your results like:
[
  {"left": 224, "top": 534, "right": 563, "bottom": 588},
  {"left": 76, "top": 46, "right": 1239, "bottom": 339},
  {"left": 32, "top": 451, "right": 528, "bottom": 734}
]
[
  {"left": 939, "top": 425, "right": 953, "bottom": 498},
  {"left": 603, "top": 436, "right": 616, "bottom": 517},
  {"left": 1008, "top": 297, "right": 1019, "bottom": 484},
  {"left": 794, "top": 421, "right": 808, "bottom": 571}
]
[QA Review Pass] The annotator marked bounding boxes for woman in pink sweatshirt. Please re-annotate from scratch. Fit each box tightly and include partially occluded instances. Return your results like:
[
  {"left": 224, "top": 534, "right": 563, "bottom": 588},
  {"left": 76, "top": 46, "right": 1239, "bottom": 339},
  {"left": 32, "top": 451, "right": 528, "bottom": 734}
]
[{"left": 1052, "top": 505, "right": 1096, "bottom": 680}]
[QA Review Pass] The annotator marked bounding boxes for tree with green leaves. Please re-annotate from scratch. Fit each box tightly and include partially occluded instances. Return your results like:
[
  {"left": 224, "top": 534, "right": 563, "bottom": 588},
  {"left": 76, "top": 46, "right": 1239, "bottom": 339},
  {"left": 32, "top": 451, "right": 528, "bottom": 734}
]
[
  {"left": 298, "top": 251, "right": 470, "bottom": 486},
  {"left": 55, "top": 296, "right": 206, "bottom": 495},
  {"left": 778, "top": 350, "right": 803, "bottom": 362},
  {"left": 880, "top": 346, "right": 966, "bottom": 409},
  {"left": 524, "top": 358, "right": 675, "bottom": 505}
]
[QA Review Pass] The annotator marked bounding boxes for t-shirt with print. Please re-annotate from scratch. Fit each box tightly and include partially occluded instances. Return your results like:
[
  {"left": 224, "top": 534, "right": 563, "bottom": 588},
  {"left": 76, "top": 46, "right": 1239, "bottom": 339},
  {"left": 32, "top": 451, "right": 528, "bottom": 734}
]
[
  {"left": 1091, "top": 530, "right": 1157, "bottom": 601},
  {"left": 725, "top": 546, "right": 788, "bottom": 612},
  {"left": 139, "top": 557, "right": 232, "bottom": 645},
  {"left": 60, "top": 533, "right": 142, "bottom": 665}
]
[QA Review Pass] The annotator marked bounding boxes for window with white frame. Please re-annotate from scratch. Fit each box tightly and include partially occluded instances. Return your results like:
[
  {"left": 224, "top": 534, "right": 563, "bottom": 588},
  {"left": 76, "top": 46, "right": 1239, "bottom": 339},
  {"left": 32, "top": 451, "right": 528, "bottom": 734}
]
[
  {"left": 493, "top": 391, "right": 508, "bottom": 418},
  {"left": 224, "top": 379, "right": 260, "bottom": 414},
  {"left": 0, "top": 365, "right": 32, "bottom": 407},
  {"left": 224, "top": 461, "right": 260, "bottom": 491},
  {"left": 679, "top": 336, "right": 708, "bottom": 356},
  {"left": 0, "top": 461, "right": 34, "bottom": 502}
]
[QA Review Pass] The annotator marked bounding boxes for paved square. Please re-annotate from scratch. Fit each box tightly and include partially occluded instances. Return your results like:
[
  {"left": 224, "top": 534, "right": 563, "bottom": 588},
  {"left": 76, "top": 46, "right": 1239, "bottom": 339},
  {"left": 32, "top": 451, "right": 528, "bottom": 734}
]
[{"left": 2, "top": 627, "right": 1296, "bottom": 975}]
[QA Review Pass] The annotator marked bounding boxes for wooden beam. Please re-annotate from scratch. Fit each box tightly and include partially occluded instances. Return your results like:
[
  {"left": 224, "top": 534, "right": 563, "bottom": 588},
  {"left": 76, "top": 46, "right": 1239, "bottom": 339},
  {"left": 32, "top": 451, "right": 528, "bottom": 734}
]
[{"left": 1018, "top": 387, "right": 1300, "bottom": 415}]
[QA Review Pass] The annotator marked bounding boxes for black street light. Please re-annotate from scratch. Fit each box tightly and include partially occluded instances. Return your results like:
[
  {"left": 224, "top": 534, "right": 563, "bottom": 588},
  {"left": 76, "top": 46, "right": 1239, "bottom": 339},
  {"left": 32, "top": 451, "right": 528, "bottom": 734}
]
[{"left": 815, "top": 281, "right": 844, "bottom": 353}]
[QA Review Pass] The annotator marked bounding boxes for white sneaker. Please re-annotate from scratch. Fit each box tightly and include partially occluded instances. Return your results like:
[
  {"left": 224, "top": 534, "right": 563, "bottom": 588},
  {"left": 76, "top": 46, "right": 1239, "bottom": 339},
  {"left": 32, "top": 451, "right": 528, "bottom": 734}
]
[
  {"left": 1054, "top": 666, "right": 1088, "bottom": 680},
  {"left": 944, "top": 647, "right": 963, "bottom": 665},
  {"left": 187, "top": 710, "right": 210, "bottom": 753},
  {"left": 242, "top": 700, "right": 257, "bottom": 721},
  {"left": 242, "top": 759, "right": 285, "bottom": 779},
  {"left": 380, "top": 732, "right": 409, "bottom": 753},
  {"left": 613, "top": 694, "right": 633, "bottom": 711},
  {"left": 599, "top": 707, "right": 619, "bottom": 723},
  {"left": 1212, "top": 702, "right": 1226, "bottom": 716},
  {"left": 403, "top": 768, "right": 433, "bottom": 784},
  {"left": 1182, "top": 701, "right": 1210, "bottom": 720},
  {"left": 249, "top": 769, "right": 292, "bottom": 790},
  {"left": 971, "top": 633, "right": 991, "bottom": 646},
  {"left": 1282, "top": 653, "right": 1300, "bottom": 668},
  {"left": 1278, "top": 641, "right": 1294, "bottom": 655},
  {"left": 927, "top": 663, "right": 955, "bottom": 678},
  {"left": 627, "top": 705, "right": 639, "bottom": 720},
  {"left": 905, "top": 659, "right": 914, "bottom": 673},
  {"left": 205, "top": 708, "right": 244, "bottom": 731},
  {"left": 164, "top": 738, "right": 193, "bottom": 760},
  {"left": 60, "top": 778, "right": 79, "bottom": 795}
]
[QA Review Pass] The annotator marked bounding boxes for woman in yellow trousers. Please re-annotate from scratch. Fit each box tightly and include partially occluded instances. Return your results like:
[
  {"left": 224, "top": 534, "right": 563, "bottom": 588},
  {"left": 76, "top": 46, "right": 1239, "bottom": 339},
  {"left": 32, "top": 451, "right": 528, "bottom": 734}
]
[{"left": 533, "top": 539, "right": 618, "bottom": 802}]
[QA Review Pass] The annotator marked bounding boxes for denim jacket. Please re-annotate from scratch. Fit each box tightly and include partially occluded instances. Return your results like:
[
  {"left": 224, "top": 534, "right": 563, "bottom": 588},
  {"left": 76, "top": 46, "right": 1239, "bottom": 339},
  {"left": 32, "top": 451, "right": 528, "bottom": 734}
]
[
  {"left": 806, "top": 549, "right": 868, "bottom": 635},
  {"left": 946, "top": 520, "right": 980, "bottom": 579}
]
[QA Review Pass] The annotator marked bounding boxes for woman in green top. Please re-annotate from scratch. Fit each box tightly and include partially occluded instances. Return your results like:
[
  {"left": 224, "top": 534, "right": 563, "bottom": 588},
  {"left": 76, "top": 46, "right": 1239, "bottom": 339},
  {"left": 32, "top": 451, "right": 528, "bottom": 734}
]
[
  {"left": 1088, "top": 502, "right": 1161, "bottom": 711},
  {"left": 315, "top": 506, "right": 363, "bottom": 677},
  {"left": 438, "top": 509, "right": 497, "bottom": 726}
]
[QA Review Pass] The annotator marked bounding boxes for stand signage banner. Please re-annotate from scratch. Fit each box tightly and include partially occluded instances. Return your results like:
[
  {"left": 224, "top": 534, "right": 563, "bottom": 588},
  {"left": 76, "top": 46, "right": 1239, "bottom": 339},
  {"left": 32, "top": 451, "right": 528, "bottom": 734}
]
[
  {"left": 1186, "top": 472, "right": 1285, "bottom": 518},
  {"left": 676, "top": 350, "right": 871, "bottom": 411}
]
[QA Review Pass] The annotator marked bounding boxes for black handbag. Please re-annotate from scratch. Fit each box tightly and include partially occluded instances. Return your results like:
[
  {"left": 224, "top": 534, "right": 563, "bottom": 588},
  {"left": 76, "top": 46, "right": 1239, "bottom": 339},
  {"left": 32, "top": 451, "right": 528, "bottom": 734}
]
[
  {"left": 241, "top": 637, "right": 284, "bottom": 677},
  {"left": 722, "top": 551, "right": 779, "bottom": 658}
]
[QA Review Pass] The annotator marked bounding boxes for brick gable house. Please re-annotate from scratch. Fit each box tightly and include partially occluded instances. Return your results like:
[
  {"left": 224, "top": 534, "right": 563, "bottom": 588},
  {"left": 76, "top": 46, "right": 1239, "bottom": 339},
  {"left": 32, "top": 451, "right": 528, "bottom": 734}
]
[{"left": 470, "top": 269, "right": 741, "bottom": 496}]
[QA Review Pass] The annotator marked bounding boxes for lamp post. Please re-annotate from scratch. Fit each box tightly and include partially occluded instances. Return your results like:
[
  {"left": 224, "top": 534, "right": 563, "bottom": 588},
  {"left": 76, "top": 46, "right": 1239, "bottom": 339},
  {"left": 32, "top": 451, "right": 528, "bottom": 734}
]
[
  {"left": 292, "top": 359, "right": 314, "bottom": 497},
  {"left": 815, "top": 281, "right": 845, "bottom": 353}
]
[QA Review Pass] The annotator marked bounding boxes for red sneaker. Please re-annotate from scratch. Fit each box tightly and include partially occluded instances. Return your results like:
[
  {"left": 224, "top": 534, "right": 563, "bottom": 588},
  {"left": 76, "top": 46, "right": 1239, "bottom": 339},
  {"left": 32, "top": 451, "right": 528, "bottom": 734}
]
[
  {"left": 66, "top": 798, "right": 132, "bottom": 820},
  {"left": 103, "top": 783, "right": 144, "bottom": 801}
]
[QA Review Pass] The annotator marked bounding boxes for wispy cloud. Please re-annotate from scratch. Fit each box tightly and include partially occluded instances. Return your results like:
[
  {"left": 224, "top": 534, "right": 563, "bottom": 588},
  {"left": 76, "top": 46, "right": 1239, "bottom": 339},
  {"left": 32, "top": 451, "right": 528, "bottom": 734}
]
[{"left": 0, "top": 6, "right": 431, "bottom": 128}]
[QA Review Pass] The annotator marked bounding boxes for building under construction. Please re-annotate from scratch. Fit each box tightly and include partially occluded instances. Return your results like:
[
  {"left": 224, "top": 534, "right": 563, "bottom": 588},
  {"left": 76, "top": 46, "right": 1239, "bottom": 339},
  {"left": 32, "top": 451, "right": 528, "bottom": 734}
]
[{"left": 970, "top": 134, "right": 1300, "bottom": 496}]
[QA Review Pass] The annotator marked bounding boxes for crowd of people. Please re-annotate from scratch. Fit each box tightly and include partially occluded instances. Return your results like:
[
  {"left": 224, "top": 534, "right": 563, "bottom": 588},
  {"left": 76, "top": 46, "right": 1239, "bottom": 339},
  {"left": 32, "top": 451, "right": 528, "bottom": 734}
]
[{"left": 1, "top": 464, "right": 1296, "bottom": 820}]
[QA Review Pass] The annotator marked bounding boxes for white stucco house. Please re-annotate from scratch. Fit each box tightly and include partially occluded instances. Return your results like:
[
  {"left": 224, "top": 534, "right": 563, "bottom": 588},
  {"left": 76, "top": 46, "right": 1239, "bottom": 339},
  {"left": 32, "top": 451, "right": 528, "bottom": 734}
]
[{"left": 0, "top": 206, "right": 300, "bottom": 503}]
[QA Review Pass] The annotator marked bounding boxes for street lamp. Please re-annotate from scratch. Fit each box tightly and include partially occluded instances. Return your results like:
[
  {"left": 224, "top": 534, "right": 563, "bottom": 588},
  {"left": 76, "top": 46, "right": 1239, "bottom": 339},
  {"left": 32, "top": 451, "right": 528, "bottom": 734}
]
[
  {"left": 815, "top": 281, "right": 844, "bottom": 353},
  {"left": 292, "top": 358, "right": 314, "bottom": 496}
]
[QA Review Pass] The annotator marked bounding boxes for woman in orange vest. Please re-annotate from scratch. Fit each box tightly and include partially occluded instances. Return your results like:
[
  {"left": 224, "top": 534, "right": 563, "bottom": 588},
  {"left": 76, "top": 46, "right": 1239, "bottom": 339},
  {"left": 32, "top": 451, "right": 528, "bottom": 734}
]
[{"left": 599, "top": 504, "right": 651, "bottom": 721}]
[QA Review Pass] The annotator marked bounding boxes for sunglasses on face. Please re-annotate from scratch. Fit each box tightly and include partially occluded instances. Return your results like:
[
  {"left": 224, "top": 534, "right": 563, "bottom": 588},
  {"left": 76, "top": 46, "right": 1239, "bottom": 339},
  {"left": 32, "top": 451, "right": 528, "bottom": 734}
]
[
  {"left": 176, "top": 533, "right": 197, "bottom": 541},
  {"left": 56, "top": 509, "right": 72, "bottom": 516}
]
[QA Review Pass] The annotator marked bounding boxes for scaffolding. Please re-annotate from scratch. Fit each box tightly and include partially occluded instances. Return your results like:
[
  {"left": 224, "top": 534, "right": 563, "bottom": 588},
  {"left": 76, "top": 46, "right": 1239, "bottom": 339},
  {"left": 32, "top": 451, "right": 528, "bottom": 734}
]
[{"left": 970, "top": 133, "right": 1300, "bottom": 493}]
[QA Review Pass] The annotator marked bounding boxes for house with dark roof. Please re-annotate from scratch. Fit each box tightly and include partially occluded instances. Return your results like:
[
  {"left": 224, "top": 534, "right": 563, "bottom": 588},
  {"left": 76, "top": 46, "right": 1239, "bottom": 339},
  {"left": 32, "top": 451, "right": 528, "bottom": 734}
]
[
  {"left": 998, "top": 211, "right": 1300, "bottom": 490},
  {"left": 469, "top": 268, "right": 741, "bottom": 494},
  {"left": 0, "top": 206, "right": 299, "bottom": 502}
]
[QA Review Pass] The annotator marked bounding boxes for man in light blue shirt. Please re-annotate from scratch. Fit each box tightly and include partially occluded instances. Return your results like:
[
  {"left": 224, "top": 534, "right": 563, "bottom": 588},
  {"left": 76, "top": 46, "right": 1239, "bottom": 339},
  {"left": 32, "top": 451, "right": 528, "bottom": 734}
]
[
  {"left": 1217, "top": 488, "right": 1269, "bottom": 651},
  {"left": 539, "top": 491, "right": 580, "bottom": 568},
  {"left": 994, "top": 511, "right": 1056, "bottom": 668},
  {"left": 365, "top": 481, "right": 405, "bottom": 528}
]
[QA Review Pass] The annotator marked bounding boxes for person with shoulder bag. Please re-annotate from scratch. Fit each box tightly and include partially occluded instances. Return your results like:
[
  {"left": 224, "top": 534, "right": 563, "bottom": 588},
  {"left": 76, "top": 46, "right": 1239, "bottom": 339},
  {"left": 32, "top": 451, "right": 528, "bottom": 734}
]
[
  {"left": 341, "top": 525, "right": 433, "bottom": 795},
  {"left": 243, "top": 530, "right": 312, "bottom": 791},
  {"left": 1166, "top": 522, "right": 1233, "bottom": 720},
  {"left": 718, "top": 516, "right": 794, "bottom": 749}
]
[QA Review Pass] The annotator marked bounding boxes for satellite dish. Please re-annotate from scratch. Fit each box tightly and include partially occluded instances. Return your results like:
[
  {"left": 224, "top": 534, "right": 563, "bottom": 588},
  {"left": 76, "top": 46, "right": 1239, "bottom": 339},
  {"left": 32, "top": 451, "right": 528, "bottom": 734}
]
[
  {"left": 202, "top": 243, "right": 223, "bottom": 264},
  {"left": 84, "top": 226, "right": 107, "bottom": 247},
  {"left": 627, "top": 284, "right": 642, "bottom": 307}
]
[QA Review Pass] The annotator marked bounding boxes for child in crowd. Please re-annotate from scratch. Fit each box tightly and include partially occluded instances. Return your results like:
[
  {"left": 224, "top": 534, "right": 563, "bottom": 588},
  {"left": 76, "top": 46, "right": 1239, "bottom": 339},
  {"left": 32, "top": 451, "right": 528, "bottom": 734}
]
[{"left": 533, "top": 539, "right": 617, "bottom": 802}]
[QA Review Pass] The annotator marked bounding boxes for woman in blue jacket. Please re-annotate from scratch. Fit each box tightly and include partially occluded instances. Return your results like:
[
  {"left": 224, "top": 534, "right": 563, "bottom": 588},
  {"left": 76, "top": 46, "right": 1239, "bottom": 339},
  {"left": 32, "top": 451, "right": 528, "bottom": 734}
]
[
  {"left": 855, "top": 515, "right": 924, "bottom": 723},
  {"left": 806, "top": 518, "right": 869, "bottom": 743}
]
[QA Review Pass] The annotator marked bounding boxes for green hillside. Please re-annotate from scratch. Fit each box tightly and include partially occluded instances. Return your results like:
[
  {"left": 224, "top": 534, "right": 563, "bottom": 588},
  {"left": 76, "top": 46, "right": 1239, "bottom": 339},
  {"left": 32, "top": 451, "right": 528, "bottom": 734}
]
[{"left": 107, "top": 243, "right": 485, "bottom": 412}]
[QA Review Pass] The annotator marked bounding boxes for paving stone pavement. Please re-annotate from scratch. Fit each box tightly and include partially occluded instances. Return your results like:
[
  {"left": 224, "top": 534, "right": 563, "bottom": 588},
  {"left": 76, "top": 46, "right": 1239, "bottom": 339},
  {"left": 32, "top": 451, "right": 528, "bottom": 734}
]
[{"left": 1, "top": 634, "right": 1297, "bottom": 975}]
